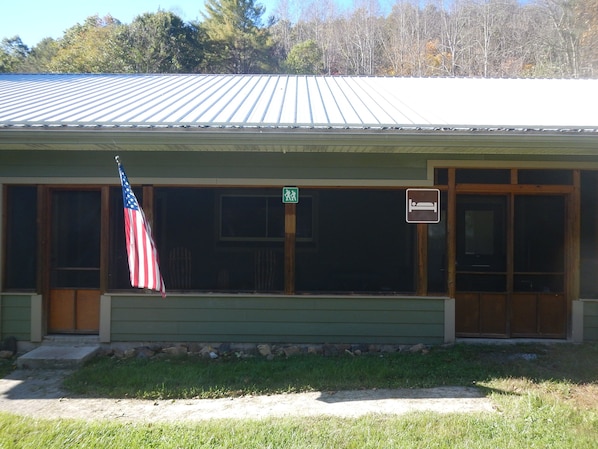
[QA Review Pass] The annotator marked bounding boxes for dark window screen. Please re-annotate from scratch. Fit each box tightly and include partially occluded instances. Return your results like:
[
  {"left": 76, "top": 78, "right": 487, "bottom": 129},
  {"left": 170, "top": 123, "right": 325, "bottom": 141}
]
[{"left": 4, "top": 186, "right": 38, "bottom": 290}]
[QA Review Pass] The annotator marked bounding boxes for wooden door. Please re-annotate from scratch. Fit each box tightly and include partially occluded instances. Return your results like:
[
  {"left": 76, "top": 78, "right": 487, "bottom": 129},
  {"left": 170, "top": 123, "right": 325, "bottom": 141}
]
[
  {"left": 48, "top": 190, "right": 101, "bottom": 334},
  {"left": 455, "top": 195, "right": 508, "bottom": 337},
  {"left": 455, "top": 193, "right": 567, "bottom": 338}
]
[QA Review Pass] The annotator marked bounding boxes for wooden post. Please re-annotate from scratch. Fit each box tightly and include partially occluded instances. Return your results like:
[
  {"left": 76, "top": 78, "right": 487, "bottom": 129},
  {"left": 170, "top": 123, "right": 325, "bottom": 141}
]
[
  {"left": 284, "top": 203, "right": 296, "bottom": 295},
  {"left": 100, "top": 186, "right": 110, "bottom": 294},
  {"left": 417, "top": 223, "right": 428, "bottom": 295},
  {"left": 142, "top": 186, "right": 153, "bottom": 224},
  {"left": 566, "top": 170, "right": 581, "bottom": 338},
  {"left": 447, "top": 168, "right": 456, "bottom": 298}
]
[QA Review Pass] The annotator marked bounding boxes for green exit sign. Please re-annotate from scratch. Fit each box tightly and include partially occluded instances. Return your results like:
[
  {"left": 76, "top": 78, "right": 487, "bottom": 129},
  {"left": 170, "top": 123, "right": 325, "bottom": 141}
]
[{"left": 282, "top": 187, "right": 299, "bottom": 203}]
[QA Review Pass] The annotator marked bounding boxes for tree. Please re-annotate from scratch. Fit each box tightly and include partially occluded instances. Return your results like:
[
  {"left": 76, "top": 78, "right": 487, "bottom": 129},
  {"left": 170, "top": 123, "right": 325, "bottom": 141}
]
[
  {"left": 0, "top": 36, "right": 29, "bottom": 72},
  {"left": 47, "top": 15, "right": 126, "bottom": 73},
  {"left": 575, "top": 0, "right": 598, "bottom": 76},
  {"left": 201, "top": 0, "right": 276, "bottom": 73},
  {"left": 284, "top": 39, "right": 324, "bottom": 73},
  {"left": 338, "top": 0, "right": 384, "bottom": 75},
  {"left": 539, "top": 0, "right": 593, "bottom": 77},
  {"left": 25, "top": 38, "right": 59, "bottom": 72},
  {"left": 119, "top": 11, "right": 203, "bottom": 73}
]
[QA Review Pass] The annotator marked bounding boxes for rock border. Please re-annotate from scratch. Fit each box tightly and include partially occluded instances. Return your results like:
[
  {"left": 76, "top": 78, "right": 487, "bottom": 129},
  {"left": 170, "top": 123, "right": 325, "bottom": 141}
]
[{"left": 104, "top": 342, "right": 435, "bottom": 361}]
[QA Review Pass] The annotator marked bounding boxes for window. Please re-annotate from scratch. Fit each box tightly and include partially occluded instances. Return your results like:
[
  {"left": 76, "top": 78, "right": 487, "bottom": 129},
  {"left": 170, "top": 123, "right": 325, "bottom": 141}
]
[{"left": 219, "top": 194, "right": 313, "bottom": 242}]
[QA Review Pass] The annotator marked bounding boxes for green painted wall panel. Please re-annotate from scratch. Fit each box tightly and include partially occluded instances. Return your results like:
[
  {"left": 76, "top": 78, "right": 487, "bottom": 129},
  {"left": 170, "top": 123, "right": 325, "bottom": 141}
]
[
  {"left": 0, "top": 151, "right": 429, "bottom": 181},
  {"left": 0, "top": 295, "right": 31, "bottom": 341},
  {"left": 5, "top": 150, "right": 596, "bottom": 184},
  {"left": 110, "top": 295, "right": 445, "bottom": 344},
  {"left": 112, "top": 306, "right": 442, "bottom": 325},
  {"left": 112, "top": 296, "right": 444, "bottom": 311},
  {"left": 584, "top": 302, "right": 598, "bottom": 341}
]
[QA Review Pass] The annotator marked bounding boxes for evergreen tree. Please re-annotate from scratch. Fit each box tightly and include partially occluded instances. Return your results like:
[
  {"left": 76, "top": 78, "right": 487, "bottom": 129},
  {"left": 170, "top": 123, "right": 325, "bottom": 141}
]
[
  {"left": 0, "top": 36, "right": 29, "bottom": 72},
  {"left": 120, "top": 11, "right": 203, "bottom": 73},
  {"left": 201, "top": 0, "right": 275, "bottom": 73}
]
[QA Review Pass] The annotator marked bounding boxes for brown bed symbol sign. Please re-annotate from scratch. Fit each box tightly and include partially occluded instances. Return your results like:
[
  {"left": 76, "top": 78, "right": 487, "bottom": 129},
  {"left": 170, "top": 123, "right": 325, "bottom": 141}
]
[{"left": 406, "top": 188, "right": 441, "bottom": 223}]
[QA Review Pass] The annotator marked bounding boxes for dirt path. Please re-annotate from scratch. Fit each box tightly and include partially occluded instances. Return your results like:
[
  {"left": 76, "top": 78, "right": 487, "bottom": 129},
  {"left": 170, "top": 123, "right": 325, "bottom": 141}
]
[{"left": 0, "top": 369, "right": 496, "bottom": 422}]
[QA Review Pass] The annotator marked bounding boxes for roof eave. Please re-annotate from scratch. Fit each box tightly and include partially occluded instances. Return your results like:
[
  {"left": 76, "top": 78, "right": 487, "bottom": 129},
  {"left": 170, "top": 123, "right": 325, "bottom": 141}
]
[{"left": 0, "top": 126, "right": 597, "bottom": 156}]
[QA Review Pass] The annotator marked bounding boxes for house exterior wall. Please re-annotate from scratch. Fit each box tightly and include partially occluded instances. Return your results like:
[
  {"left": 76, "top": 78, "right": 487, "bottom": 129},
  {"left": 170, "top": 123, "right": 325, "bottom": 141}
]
[
  {"left": 3, "top": 145, "right": 598, "bottom": 344},
  {"left": 107, "top": 295, "right": 447, "bottom": 344}
]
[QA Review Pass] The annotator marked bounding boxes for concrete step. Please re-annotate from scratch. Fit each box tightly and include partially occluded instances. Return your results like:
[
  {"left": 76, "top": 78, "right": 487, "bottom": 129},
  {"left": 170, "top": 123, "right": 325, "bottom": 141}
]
[{"left": 17, "top": 344, "right": 100, "bottom": 370}]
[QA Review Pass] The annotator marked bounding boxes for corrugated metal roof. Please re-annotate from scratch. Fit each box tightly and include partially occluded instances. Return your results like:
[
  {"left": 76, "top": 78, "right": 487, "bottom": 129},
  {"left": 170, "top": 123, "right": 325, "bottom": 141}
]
[{"left": 0, "top": 74, "right": 596, "bottom": 132}]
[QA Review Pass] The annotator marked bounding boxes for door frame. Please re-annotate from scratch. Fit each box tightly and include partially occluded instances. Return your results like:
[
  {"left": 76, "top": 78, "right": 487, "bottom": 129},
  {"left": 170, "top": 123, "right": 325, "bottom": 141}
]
[
  {"left": 447, "top": 168, "right": 579, "bottom": 339},
  {"left": 41, "top": 186, "right": 109, "bottom": 335}
]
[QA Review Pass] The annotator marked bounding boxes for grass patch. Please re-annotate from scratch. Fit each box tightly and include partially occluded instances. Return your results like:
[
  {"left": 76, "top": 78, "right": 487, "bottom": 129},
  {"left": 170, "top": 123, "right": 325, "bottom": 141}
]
[
  {"left": 64, "top": 343, "right": 598, "bottom": 402},
  {"left": 0, "top": 402, "right": 596, "bottom": 449},
  {"left": 2, "top": 343, "right": 597, "bottom": 448}
]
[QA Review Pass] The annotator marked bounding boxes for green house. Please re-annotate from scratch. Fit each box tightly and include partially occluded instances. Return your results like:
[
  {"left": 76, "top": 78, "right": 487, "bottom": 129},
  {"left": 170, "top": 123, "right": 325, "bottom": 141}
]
[{"left": 1, "top": 74, "right": 597, "bottom": 346}]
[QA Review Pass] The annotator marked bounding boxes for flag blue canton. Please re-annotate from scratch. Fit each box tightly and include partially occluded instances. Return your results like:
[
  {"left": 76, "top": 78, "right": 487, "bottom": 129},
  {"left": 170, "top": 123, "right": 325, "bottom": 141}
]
[{"left": 119, "top": 165, "right": 140, "bottom": 211}]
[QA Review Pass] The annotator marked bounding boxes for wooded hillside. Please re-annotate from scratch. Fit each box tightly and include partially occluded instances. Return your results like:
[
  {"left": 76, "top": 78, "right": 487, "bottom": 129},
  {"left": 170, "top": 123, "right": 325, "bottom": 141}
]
[{"left": 1, "top": 0, "right": 597, "bottom": 77}]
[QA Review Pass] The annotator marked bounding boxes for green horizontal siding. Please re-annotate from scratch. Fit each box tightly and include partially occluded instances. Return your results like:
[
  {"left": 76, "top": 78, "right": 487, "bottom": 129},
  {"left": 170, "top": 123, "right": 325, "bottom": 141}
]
[
  {"left": 0, "top": 295, "right": 31, "bottom": 341},
  {"left": 5, "top": 150, "right": 595, "bottom": 184},
  {"left": 0, "top": 150, "right": 428, "bottom": 182},
  {"left": 584, "top": 301, "right": 598, "bottom": 341},
  {"left": 110, "top": 295, "right": 445, "bottom": 344}
]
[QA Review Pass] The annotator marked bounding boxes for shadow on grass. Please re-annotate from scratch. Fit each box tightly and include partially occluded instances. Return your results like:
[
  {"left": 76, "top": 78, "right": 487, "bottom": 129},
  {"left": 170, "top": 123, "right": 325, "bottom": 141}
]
[
  {"left": 6, "top": 342, "right": 595, "bottom": 401},
  {"left": 316, "top": 386, "right": 488, "bottom": 403}
]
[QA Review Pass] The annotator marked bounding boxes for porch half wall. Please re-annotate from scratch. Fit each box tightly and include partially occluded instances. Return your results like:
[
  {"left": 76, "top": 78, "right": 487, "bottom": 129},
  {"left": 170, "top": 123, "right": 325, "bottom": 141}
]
[
  {"left": 583, "top": 300, "right": 598, "bottom": 341},
  {"left": 105, "top": 295, "right": 449, "bottom": 345},
  {"left": 0, "top": 294, "right": 32, "bottom": 342}
]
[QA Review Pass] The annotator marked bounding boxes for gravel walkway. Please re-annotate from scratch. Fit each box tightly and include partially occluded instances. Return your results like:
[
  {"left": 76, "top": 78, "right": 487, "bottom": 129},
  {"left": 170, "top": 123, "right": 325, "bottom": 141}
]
[{"left": 0, "top": 369, "right": 496, "bottom": 422}]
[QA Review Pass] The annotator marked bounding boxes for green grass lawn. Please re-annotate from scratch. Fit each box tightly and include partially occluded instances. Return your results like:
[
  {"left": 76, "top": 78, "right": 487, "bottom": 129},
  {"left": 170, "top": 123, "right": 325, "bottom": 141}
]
[{"left": 1, "top": 343, "right": 597, "bottom": 448}]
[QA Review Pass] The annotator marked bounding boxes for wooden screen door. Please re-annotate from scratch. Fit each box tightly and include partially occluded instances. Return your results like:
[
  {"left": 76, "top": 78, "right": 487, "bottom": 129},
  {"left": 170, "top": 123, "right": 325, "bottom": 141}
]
[
  {"left": 455, "top": 195, "right": 508, "bottom": 337},
  {"left": 455, "top": 194, "right": 567, "bottom": 338},
  {"left": 48, "top": 190, "right": 101, "bottom": 334}
]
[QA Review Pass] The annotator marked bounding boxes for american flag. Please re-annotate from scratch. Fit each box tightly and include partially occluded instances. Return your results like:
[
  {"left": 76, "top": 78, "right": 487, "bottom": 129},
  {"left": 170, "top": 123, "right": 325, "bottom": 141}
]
[{"left": 117, "top": 158, "right": 166, "bottom": 298}]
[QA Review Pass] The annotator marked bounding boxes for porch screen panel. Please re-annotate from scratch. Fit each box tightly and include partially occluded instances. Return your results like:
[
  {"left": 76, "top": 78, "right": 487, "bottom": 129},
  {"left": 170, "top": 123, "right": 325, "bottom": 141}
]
[
  {"left": 581, "top": 171, "right": 598, "bottom": 298},
  {"left": 153, "top": 188, "right": 288, "bottom": 292},
  {"left": 51, "top": 190, "right": 101, "bottom": 288},
  {"left": 513, "top": 195, "right": 564, "bottom": 293},
  {"left": 154, "top": 188, "right": 217, "bottom": 291},
  {"left": 4, "top": 186, "right": 37, "bottom": 290},
  {"left": 428, "top": 191, "right": 447, "bottom": 293},
  {"left": 296, "top": 189, "right": 414, "bottom": 293}
]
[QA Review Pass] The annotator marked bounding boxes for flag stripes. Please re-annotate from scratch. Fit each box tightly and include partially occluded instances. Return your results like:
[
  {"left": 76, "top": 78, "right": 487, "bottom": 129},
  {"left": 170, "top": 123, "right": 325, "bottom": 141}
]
[{"left": 118, "top": 159, "right": 166, "bottom": 298}]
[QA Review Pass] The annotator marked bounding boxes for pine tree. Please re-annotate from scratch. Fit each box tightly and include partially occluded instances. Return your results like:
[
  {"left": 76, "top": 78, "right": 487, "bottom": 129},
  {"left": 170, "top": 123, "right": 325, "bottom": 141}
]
[{"left": 201, "top": 0, "right": 275, "bottom": 73}]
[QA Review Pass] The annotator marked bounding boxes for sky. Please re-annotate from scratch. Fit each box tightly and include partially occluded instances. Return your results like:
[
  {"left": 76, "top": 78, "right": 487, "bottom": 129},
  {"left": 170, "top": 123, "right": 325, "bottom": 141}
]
[{"left": 0, "top": 0, "right": 283, "bottom": 47}]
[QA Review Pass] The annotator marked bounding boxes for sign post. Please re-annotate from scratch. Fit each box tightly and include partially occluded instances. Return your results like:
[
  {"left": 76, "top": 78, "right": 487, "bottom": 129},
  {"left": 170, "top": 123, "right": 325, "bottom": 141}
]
[{"left": 406, "top": 188, "right": 441, "bottom": 223}]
